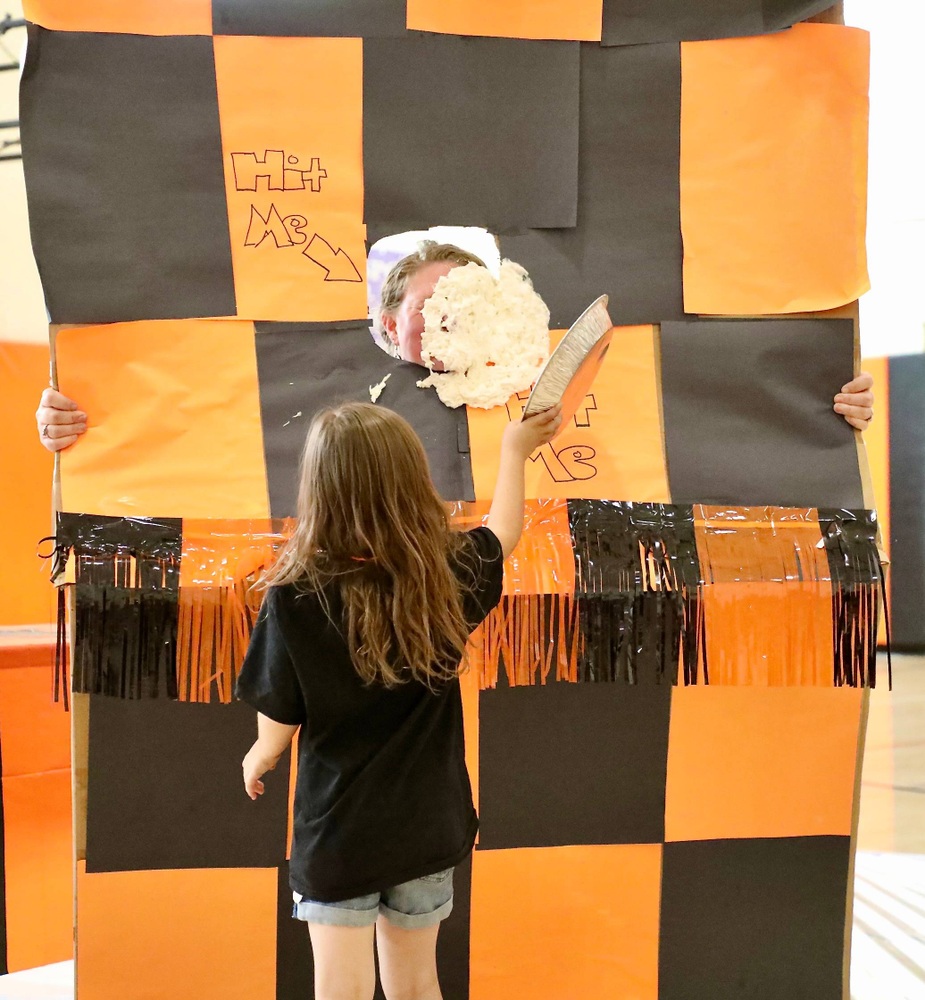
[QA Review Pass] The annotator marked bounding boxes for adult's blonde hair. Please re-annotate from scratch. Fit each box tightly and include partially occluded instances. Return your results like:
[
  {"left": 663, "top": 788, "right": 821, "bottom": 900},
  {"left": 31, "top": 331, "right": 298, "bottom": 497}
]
[
  {"left": 263, "top": 403, "right": 475, "bottom": 689},
  {"left": 376, "top": 240, "right": 486, "bottom": 346}
]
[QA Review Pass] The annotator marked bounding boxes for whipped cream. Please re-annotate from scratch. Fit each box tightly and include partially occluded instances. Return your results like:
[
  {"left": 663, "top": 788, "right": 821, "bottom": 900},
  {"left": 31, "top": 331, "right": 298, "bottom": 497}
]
[{"left": 417, "top": 260, "right": 550, "bottom": 409}]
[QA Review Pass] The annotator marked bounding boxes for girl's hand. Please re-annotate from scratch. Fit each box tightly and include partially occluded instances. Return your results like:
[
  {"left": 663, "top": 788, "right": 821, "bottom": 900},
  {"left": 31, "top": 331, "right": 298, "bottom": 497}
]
[
  {"left": 242, "top": 741, "right": 281, "bottom": 801},
  {"left": 36, "top": 388, "right": 87, "bottom": 452},
  {"left": 503, "top": 404, "right": 562, "bottom": 458},
  {"left": 834, "top": 373, "right": 874, "bottom": 430}
]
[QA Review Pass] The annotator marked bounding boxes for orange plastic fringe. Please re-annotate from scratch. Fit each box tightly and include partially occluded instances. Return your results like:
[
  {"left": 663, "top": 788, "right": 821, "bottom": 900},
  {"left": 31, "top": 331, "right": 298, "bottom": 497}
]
[
  {"left": 472, "top": 504, "right": 884, "bottom": 691},
  {"left": 175, "top": 579, "right": 265, "bottom": 703},
  {"left": 176, "top": 519, "right": 290, "bottom": 703},
  {"left": 470, "top": 595, "right": 581, "bottom": 689}
]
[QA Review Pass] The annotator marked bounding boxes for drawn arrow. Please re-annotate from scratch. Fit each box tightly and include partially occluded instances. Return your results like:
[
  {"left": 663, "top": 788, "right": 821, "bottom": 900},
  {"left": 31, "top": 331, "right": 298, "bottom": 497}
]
[{"left": 302, "top": 234, "right": 363, "bottom": 282}]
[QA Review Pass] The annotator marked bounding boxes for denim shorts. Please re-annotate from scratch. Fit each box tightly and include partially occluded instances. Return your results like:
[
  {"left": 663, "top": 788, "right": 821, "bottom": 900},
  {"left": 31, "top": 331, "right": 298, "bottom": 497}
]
[{"left": 293, "top": 868, "right": 454, "bottom": 930}]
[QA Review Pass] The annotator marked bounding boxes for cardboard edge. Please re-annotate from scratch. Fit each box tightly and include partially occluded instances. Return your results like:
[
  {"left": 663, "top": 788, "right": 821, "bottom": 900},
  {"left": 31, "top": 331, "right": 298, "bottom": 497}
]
[
  {"left": 846, "top": 303, "right": 882, "bottom": 528},
  {"left": 651, "top": 324, "right": 672, "bottom": 503},
  {"left": 48, "top": 325, "right": 63, "bottom": 531},
  {"left": 843, "top": 687, "right": 870, "bottom": 999}
]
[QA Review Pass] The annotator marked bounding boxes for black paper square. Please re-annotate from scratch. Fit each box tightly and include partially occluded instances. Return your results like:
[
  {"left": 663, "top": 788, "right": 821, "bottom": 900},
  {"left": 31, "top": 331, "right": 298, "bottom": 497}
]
[
  {"left": 20, "top": 29, "right": 235, "bottom": 324},
  {"left": 602, "top": 0, "right": 762, "bottom": 45},
  {"left": 213, "top": 0, "right": 407, "bottom": 37},
  {"left": 659, "top": 319, "right": 864, "bottom": 508},
  {"left": 254, "top": 323, "right": 474, "bottom": 515},
  {"left": 659, "top": 836, "right": 851, "bottom": 1000},
  {"left": 499, "top": 41, "right": 685, "bottom": 329},
  {"left": 600, "top": 0, "right": 836, "bottom": 45},
  {"left": 275, "top": 866, "right": 314, "bottom": 1000},
  {"left": 477, "top": 683, "right": 671, "bottom": 848},
  {"left": 500, "top": 43, "right": 684, "bottom": 328},
  {"left": 363, "top": 36, "right": 579, "bottom": 230},
  {"left": 85, "top": 697, "right": 290, "bottom": 872}
]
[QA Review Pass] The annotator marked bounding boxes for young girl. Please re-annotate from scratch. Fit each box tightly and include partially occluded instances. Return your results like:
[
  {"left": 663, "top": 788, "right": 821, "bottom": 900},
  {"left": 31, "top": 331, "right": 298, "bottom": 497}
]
[{"left": 236, "top": 400, "right": 561, "bottom": 1000}]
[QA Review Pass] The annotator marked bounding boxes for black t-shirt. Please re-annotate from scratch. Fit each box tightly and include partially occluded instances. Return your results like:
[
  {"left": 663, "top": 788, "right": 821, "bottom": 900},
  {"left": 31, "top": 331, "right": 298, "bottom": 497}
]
[{"left": 235, "top": 526, "right": 504, "bottom": 902}]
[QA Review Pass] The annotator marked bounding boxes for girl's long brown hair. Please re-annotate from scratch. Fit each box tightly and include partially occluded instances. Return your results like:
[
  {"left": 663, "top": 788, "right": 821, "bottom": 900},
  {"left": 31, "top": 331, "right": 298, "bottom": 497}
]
[{"left": 262, "top": 403, "right": 475, "bottom": 689}]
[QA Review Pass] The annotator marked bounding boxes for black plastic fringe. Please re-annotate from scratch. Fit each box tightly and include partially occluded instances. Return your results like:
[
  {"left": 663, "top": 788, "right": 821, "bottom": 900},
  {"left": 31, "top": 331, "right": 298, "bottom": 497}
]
[
  {"left": 38, "top": 533, "right": 71, "bottom": 708},
  {"left": 72, "top": 582, "right": 179, "bottom": 699},
  {"left": 52, "top": 514, "right": 182, "bottom": 700},
  {"left": 818, "top": 509, "right": 891, "bottom": 689},
  {"left": 54, "top": 585, "right": 69, "bottom": 710},
  {"left": 567, "top": 501, "right": 705, "bottom": 685}
]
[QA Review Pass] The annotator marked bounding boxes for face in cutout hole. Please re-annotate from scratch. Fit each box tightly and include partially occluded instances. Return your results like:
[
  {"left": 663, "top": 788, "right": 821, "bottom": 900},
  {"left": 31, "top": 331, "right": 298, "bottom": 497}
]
[{"left": 380, "top": 260, "right": 459, "bottom": 369}]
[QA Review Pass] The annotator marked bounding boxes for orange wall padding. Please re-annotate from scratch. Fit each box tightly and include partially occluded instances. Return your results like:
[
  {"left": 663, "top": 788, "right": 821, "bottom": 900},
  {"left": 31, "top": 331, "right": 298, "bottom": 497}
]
[
  {"left": 860, "top": 356, "right": 890, "bottom": 646},
  {"left": 0, "top": 342, "right": 56, "bottom": 626},
  {"left": 0, "top": 642, "right": 73, "bottom": 971},
  {"left": 860, "top": 356, "right": 890, "bottom": 560}
]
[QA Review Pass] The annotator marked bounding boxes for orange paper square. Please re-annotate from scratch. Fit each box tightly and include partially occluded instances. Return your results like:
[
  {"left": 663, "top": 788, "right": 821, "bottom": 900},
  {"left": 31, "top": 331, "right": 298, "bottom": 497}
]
[
  {"left": 76, "top": 864, "right": 277, "bottom": 1000},
  {"left": 468, "top": 326, "right": 669, "bottom": 502},
  {"left": 406, "top": 0, "right": 603, "bottom": 41},
  {"left": 56, "top": 320, "right": 269, "bottom": 519},
  {"left": 22, "top": 0, "right": 212, "bottom": 34},
  {"left": 665, "top": 686, "right": 864, "bottom": 842},
  {"left": 470, "top": 845, "right": 660, "bottom": 1000},
  {"left": 681, "top": 24, "right": 870, "bottom": 314},
  {"left": 213, "top": 36, "right": 367, "bottom": 322}
]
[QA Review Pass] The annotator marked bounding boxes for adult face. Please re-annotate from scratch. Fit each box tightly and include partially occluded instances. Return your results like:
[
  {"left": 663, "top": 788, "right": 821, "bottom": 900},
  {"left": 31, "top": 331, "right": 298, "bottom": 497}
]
[{"left": 381, "top": 260, "right": 458, "bottom": 367}]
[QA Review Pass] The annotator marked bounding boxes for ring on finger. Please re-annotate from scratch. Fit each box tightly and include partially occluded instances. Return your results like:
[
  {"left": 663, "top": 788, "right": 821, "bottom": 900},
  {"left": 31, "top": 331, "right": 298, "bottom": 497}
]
[{"left": 42, "top": 423, "right": 51, "bottom": 438}]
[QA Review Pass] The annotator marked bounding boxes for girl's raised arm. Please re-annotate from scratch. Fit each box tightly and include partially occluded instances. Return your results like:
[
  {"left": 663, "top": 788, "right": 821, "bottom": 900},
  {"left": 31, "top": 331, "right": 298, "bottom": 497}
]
[{"left": 486, "top": 405, "right": 562, "bottom": 558}]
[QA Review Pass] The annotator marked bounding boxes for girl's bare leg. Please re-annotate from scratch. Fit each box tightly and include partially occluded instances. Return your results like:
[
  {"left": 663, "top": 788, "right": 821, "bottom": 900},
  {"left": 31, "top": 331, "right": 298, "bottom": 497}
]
[
  {"left": 307, "top": 922, "right": 376, "bottom": 1000},
  {"left": 375, "top": 916, "right": 443, "bottom": 1000}
]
